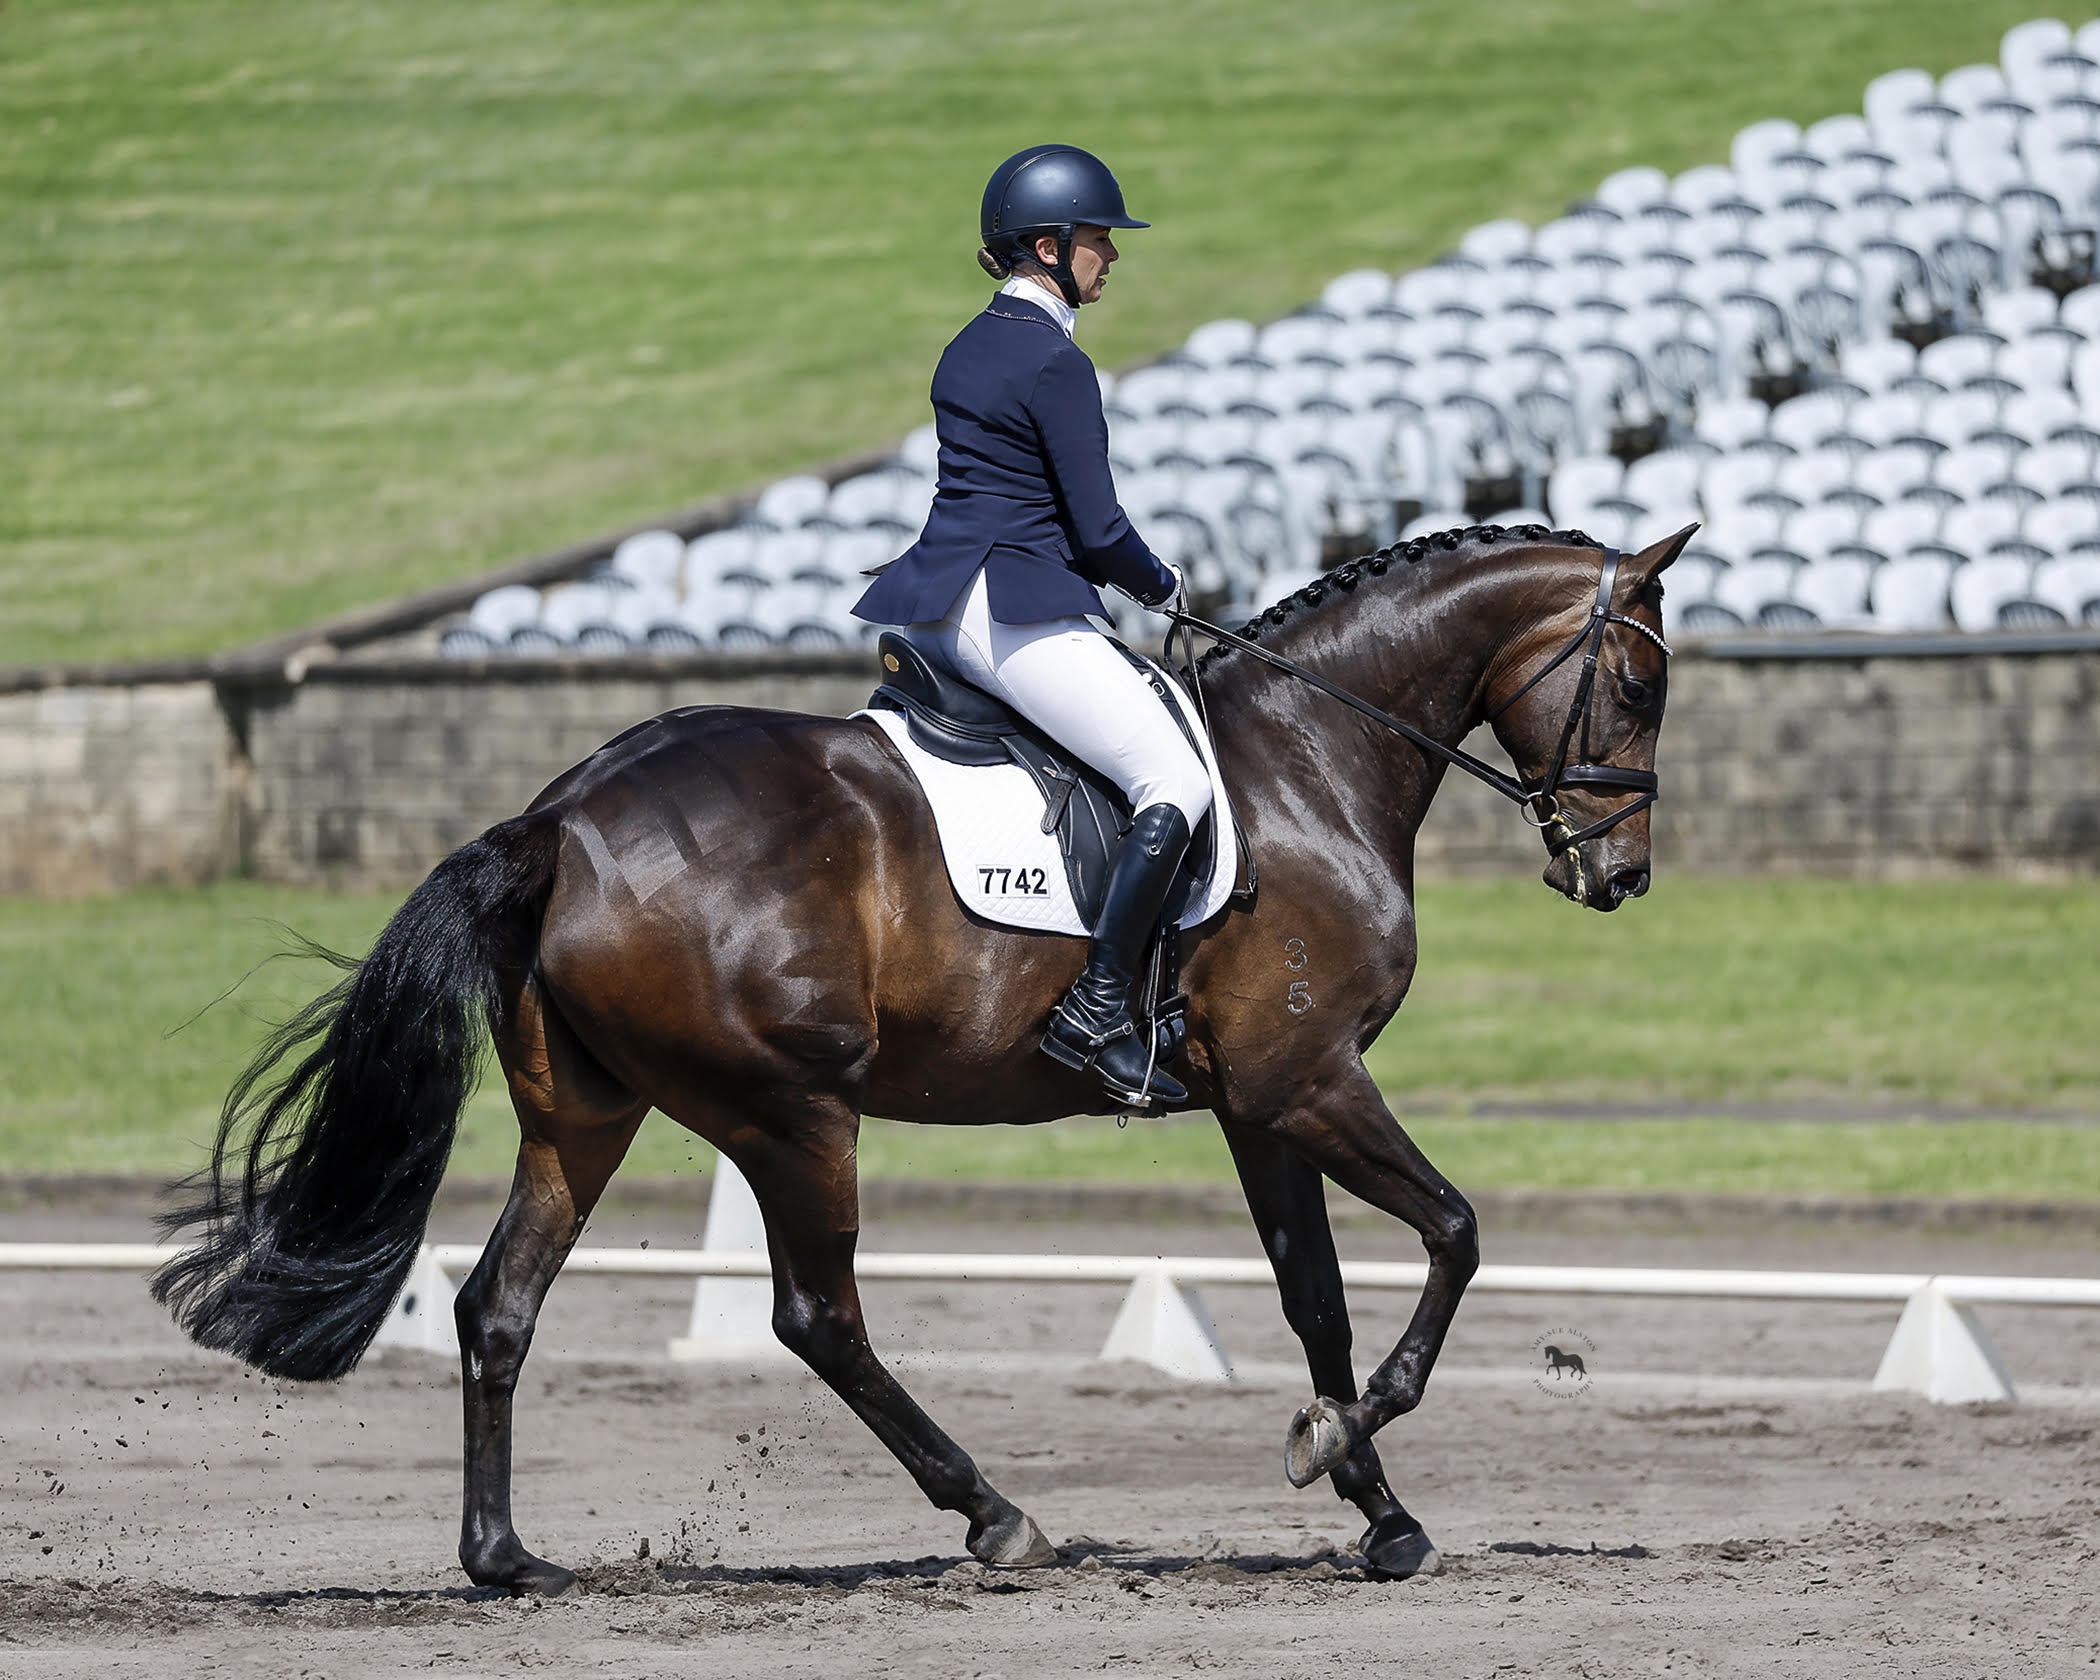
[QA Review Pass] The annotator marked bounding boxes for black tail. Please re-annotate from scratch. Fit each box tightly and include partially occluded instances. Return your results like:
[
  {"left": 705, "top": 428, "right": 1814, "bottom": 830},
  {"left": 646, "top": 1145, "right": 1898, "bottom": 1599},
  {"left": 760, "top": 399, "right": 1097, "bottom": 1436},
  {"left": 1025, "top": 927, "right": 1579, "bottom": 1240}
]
[{"left": 152, "top": 812, "right": 562, "bottom": 1381}]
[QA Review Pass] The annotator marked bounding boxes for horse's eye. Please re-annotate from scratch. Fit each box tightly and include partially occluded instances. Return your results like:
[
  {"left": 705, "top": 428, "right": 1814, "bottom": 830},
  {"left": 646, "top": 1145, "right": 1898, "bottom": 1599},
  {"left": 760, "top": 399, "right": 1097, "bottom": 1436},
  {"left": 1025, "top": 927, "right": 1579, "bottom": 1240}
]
[{"left": 1617, "top": 676, "right": 1650, "bottom": 707}]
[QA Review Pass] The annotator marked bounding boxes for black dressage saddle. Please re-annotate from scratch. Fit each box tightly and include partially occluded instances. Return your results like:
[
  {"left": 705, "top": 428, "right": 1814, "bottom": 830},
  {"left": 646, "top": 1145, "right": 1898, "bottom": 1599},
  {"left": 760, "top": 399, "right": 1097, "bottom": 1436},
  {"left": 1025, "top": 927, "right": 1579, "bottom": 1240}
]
[{"left": 865, "top": 632, "right": 1217, "bottom": 931}]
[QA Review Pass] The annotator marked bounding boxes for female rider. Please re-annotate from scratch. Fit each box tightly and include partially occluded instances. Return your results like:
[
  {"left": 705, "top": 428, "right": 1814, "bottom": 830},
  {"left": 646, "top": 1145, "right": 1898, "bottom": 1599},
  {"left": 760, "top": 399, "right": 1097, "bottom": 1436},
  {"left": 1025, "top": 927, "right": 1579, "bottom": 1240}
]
[{"left": 852, "top": 144, "right": 1210, "bottom": 1109}]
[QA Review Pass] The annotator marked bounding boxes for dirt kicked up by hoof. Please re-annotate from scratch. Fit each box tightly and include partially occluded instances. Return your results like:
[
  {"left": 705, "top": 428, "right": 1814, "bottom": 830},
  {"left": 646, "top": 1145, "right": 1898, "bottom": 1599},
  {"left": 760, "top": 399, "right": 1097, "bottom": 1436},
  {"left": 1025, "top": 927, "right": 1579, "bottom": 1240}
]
[
  {"left": 1284, "top": 1396, "right": 1354, "bottom": 1489},
  {"left": 967, "top": 1509, "right": 1058, "bottom": 1569}
]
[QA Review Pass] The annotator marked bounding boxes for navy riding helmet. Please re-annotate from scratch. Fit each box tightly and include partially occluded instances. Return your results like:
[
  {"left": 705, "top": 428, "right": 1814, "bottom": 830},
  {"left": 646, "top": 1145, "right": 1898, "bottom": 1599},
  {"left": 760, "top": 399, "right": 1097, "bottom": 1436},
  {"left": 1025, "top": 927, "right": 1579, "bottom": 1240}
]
[{"left": 977, "top": 145, "right": 1149, "bottom": 306}]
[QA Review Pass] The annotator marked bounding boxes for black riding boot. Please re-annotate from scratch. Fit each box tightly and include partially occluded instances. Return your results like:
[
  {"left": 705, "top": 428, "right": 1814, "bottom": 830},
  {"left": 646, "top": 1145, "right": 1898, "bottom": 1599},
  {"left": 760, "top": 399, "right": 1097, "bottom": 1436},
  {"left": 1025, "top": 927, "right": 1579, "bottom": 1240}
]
[{"left": 1040, "top": 803, "right": 1192, "bottom": 1108}]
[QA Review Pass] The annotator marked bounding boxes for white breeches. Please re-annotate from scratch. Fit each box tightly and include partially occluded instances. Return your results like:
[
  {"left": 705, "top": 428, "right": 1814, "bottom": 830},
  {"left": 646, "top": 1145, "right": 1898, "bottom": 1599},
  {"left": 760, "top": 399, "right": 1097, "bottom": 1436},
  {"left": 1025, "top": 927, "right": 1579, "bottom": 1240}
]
[{"left": 905, "top": 568, "right": 1213, "bottom": 830}]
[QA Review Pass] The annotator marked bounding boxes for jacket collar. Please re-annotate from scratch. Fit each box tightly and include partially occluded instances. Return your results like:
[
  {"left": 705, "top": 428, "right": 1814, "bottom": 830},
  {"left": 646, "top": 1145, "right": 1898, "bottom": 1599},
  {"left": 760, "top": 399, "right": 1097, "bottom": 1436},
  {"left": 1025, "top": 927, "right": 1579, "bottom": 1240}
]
[
  {"left": 984, "top": 294, "right": 1075, "bottom": 337},
  {"left": 996, "top": 275, "right": 1078, "bottom": 337}
]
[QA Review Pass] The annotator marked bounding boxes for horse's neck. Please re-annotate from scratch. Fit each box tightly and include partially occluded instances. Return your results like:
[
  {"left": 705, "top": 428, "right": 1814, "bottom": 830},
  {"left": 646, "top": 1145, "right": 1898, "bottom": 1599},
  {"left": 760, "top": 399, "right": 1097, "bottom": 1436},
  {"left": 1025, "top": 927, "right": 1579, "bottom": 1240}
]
[{"left": 1208, "top": 556, "right": 1524, "bottom": 897}]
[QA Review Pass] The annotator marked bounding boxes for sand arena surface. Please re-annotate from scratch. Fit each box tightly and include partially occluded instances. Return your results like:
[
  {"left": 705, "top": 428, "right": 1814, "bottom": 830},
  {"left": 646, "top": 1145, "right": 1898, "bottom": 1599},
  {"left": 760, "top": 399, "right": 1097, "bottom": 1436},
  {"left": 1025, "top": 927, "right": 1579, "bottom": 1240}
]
[{"left": 3, "top": 1204, "right": 2097, "bottom": 1677}]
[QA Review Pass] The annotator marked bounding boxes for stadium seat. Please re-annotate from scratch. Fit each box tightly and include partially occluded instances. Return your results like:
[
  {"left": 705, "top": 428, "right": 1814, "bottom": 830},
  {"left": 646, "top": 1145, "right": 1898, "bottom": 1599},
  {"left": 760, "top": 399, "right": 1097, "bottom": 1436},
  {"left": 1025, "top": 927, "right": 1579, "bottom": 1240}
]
[
  {"left": 2001, "top": 19, "right": 2074, "bottom": 102},
  {"left": 1865, "top": 499, "right": 1952, "bottom": 558},
  {"left": 1865, "top": 556, "right": 1953, "bottom": 630},
  {"left": 1546, "top": 454, "right": 1623, "bottom": 524},
  {"left": 466, "top": 585, "right": 543, "bottom": 643},
  {"left": 2035, "top": 554, "right": 2100, "bottom": 621},
  {"left": 1595, "top": 166, "right": 1672, "bottom": 221},
  {"left": 2024, "top": 443, "right": 2100, "bottom": 505},
  {"left": 1952, "top": 555, "right": 2056, "bottom": 628},
  {"left": 1714, "top": 557, "right": 1802, "bottom": 626},
  {"left": 1839, "top": 335, "right": 1918, "bottom": 393},
  {"left": 1983, "top": 286, "right": 2062, "bottom": 340},
  {"left": 898, "top": 424, "right": 942, "bottom": 478},
  {"left": 1183, "top": 319, "right": 1259, "bottom": 367},
  {"left": 1777, "top": 503, "right": 1859, "bottom": 562},
  {"left": 1321, "top": 269, "right": 1395, "bottom": 317},
  {"left": 1768, "top": 389, "right": 1851, "bottom": 453},
  {"left": 1945, "top": 497, "right": 2031, "bottom": 559},
  {"left": 610, "top": 529, "right": 686, "bottom": 593},
  {"left": 754, "top": 476, "right": 831, "bottom": 529}
]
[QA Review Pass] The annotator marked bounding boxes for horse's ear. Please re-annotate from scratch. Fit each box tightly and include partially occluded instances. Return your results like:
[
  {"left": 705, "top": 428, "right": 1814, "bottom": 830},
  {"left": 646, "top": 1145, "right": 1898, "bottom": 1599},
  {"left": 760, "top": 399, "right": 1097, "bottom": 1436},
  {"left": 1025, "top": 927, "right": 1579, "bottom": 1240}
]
[{"left": 1629, "top": 522, "right": 1699, "bottom": 586}]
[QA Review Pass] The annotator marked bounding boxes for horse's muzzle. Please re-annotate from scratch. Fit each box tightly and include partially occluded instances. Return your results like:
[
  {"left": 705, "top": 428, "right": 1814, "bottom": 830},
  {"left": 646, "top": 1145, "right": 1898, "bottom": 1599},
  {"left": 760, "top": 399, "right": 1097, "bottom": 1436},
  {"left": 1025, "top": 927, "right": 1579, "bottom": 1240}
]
[
  {"left": 1598, "top": 864, "right": 1650, "bottom": 910},
  {"left": 1542, "top": 850, "right": 1650, "bottom": 911}
]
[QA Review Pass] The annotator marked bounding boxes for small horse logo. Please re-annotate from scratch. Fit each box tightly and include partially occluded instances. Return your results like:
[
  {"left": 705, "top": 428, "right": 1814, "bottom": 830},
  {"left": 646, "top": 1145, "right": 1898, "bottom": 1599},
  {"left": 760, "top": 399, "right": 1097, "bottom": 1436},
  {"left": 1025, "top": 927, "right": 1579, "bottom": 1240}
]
[
  {"left": 1541, "top": 1345, "right": 1586, "bottom": 1380},
  {"left": 1530, "top": 1327, "right": 1596, "bottom": 1398}
]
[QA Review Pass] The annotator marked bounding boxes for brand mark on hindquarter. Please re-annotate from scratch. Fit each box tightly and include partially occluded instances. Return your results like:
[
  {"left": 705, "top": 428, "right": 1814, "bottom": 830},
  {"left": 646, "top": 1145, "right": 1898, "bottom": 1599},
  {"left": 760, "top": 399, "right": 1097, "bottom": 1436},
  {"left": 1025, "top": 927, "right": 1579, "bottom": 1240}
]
[{"left": 1283, "top": 937, "right": 1313, "bottom": 1014}]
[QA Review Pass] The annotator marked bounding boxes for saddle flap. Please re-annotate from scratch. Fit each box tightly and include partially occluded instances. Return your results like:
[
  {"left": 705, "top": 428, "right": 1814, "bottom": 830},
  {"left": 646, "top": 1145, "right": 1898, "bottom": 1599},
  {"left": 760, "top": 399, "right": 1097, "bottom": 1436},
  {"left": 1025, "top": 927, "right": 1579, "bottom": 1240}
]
[{"left": 860, "top": 643, "right": 1238, "bottom": 937}]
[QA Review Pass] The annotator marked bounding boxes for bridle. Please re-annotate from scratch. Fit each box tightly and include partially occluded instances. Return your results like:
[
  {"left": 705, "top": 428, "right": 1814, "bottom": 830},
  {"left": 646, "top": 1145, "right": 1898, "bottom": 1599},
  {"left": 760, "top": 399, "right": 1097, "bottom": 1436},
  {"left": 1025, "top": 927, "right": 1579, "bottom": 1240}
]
[{"left": 1166, "top": 546, "right": 1673, "bottom": 906}]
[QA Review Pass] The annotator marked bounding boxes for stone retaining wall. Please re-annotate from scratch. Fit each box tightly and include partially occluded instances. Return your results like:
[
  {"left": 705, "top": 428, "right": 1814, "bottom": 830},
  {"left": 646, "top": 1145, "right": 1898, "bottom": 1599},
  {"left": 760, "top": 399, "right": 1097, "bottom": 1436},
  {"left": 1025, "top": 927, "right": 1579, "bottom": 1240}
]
[
  {"left": 0, "top": 681, "right": 243, "bottom": 895},
  {"left": 1420, "top": 642, "right": 2100, "bottom": 876},
  {"left": 3, "top": 640, "right": 2096, "bottom": 894},
  {"left": 236, "top": 659, "right": 875, "bottom": 887}
]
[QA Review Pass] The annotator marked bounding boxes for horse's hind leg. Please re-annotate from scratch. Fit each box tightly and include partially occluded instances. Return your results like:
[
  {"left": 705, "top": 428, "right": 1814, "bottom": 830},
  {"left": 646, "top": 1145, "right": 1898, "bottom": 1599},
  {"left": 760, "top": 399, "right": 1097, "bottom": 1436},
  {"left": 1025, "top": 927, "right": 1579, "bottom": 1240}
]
[
  {"left": 1222, "top": 1124, "right": 1441, "bottom": 1579},
  {"left": 729, "top": 1101, "right": 1057, "bottom": 1568},
  {"left": 456, "top": 973, "right": 645, "bottom": 1594}
]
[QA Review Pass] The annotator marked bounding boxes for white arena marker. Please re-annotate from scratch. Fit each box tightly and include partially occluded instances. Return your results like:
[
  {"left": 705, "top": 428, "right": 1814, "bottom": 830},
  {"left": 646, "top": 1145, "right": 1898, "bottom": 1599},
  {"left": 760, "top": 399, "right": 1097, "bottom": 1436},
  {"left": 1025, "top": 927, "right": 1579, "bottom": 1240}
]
[
  {"left": 668, "top": 1158, "right": 786, "bottom": 1363},
  {"left": 1099, "top": 1267, "right": 1234, "bottom": 1384},
  {"left": 373, "top": 1245, "right": 460, "bottom": 1358},
  {"left": 1873, "top": 1282, "right": 2016, "bottom": 1406}
]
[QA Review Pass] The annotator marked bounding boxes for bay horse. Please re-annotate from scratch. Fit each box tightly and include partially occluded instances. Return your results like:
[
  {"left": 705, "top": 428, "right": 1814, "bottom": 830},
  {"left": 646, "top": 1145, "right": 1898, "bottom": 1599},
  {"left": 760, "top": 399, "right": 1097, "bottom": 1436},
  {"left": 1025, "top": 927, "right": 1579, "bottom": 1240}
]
[{"left": 154, "top": 521, "right": 1688, "bottom": 1592}]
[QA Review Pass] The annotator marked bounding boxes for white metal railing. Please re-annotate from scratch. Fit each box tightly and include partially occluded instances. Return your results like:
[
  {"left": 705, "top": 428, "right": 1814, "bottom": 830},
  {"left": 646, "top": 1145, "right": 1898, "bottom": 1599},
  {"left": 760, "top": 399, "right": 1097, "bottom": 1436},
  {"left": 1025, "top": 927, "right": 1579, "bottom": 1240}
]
[{"left": 6, "top": 1240, "right": 2094, "bottom": 1405}]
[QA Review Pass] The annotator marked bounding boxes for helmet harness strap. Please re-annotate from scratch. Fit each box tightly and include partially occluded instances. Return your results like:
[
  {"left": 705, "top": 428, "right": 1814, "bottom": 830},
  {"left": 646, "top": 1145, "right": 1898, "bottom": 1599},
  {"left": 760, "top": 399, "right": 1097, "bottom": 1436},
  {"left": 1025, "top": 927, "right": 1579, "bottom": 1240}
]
[
  {"left": 987, "top": 227, "right": 1080, "bottom": 306},
  {"left": 1044, "top": 226, "right": 1082, "bottom": 307}
]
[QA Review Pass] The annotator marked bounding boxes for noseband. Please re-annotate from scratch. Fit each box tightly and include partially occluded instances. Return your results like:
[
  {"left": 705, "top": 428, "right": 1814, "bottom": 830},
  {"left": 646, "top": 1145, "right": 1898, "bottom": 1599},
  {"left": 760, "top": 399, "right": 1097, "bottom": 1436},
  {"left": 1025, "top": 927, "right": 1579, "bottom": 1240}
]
[{"left": 1168, "top": 547, "right": 1672, "bottom": 900}]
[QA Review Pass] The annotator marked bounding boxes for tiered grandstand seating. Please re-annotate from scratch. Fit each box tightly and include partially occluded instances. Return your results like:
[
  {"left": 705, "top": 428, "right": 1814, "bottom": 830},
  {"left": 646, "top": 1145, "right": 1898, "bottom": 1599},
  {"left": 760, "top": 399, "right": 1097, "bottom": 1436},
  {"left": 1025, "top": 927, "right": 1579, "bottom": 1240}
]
[{"left": 442, "top": 18, "right": 2100, "bottom": 658}]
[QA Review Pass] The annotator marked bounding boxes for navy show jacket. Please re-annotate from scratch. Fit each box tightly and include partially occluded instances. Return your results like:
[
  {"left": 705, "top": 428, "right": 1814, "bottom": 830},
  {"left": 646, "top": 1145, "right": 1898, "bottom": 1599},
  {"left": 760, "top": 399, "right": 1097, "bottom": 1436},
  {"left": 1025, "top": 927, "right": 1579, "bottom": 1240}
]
[{"left": 852, "top": 295, "right": 1174, "bottom": 627}]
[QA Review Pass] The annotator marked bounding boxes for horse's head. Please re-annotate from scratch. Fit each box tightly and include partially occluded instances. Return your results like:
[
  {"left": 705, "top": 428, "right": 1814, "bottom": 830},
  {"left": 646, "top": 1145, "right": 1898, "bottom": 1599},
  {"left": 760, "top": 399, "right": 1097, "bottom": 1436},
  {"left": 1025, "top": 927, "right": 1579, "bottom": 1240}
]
[{"left": 1483, "top": 526, "right": 1694, "bottom": 912}]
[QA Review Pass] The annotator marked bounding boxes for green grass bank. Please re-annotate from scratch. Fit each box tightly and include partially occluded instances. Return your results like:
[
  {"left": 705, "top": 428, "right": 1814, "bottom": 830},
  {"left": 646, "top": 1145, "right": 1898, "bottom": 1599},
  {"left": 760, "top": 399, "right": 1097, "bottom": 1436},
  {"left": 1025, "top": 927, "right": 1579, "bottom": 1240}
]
[
  {"left": 3, "top": 877, "right": 2094, "bottom": 1199},
  {"left": 2, "top": 0, "right": 2055, "bottom": 665}
]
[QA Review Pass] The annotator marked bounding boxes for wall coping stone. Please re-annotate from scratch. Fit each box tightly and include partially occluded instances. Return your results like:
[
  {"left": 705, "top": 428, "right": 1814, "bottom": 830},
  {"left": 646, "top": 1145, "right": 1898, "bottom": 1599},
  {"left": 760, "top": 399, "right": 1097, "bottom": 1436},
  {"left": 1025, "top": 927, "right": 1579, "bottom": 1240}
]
[
  {"left": 8, "top": 628, "right": 2097, "bottom": 697},
  {"left": 1690, "top": 629, "right": 2100, "bottom": 661}
]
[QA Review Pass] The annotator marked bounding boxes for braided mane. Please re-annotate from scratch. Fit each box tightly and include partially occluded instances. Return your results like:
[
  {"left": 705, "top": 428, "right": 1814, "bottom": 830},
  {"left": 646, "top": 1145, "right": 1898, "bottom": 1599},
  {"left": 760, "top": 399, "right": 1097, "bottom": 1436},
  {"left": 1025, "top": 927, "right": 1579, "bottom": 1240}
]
[{"left": 1197, "top": 522, "right": 1604, "bottom": 673}]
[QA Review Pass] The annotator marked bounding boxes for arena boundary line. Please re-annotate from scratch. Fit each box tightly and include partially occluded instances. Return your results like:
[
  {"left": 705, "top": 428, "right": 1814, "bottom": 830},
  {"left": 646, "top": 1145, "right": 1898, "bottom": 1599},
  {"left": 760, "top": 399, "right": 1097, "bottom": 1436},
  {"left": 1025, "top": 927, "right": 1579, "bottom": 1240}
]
[{"left": 5, "top": 1242, "right": 2093, "bottom": 1407}]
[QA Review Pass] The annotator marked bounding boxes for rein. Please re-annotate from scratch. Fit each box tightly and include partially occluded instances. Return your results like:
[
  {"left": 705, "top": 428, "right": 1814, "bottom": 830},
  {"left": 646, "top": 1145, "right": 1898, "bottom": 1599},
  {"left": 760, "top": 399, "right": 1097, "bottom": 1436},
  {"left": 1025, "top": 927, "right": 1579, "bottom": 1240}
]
[{"left": 1165, "top": 547, "right": 1672, "bottom": 901}]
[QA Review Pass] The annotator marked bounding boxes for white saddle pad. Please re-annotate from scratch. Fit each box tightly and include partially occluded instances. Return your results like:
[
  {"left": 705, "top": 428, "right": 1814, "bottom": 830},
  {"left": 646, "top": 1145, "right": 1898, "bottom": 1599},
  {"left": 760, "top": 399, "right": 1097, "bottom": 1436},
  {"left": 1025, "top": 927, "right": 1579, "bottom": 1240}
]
[{"left": 856, "top": 669, "right": 1237, "bottom": 938}]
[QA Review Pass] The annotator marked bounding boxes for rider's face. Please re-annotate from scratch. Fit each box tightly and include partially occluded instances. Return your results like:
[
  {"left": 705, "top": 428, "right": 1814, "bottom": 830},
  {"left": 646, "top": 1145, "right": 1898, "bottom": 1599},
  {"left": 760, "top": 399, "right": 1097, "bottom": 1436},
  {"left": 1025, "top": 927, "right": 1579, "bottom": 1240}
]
[{"left": 1032, "top": 225, "right": 1119, "bottom": 303}]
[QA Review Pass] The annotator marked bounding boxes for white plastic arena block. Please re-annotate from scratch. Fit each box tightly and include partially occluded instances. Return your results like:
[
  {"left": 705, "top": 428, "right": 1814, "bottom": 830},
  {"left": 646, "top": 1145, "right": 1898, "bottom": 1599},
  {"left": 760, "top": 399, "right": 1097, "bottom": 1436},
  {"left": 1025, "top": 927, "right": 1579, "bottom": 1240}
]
[
  {"left": 373, "top": 1245, "right": 459, "bottom": 1358},
  {"left": 1099, "top": 1267, "right": 1234, "bottom": 1384},
  {"left": 667, "top": 1157, "right": 785, "bottom": 1362},
  {"left": 1872, "top": 1282, "right": 2016, "bottom": 1405}
]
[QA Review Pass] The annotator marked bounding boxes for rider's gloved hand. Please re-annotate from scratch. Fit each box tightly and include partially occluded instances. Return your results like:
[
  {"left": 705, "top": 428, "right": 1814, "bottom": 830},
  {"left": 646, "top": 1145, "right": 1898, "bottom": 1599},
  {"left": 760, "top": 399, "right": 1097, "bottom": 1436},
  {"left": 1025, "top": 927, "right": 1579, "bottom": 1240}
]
[{"left": 1134, "top": 562, "right": 1184, "bottom": 611}]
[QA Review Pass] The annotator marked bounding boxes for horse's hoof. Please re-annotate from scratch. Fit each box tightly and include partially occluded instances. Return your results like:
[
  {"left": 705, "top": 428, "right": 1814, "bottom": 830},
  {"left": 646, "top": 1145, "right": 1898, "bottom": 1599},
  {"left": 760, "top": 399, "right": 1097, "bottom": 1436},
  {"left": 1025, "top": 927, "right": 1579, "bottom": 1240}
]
[
  {"left": 510, "top": 1559, "right": 579, "bottom": 1597},
  {"left": 967, "top": 1509, "right": 1058, "bottom": 1569},
  {"left": 1358, "top": 1515, "right": 1442, "bottom": 1580},
  {"left": 1284, "top": 1395, "right": 1355, "bottom": 1489},
  {"left": 463, "top": 1545, "right": 577, "bottom": 1597}
]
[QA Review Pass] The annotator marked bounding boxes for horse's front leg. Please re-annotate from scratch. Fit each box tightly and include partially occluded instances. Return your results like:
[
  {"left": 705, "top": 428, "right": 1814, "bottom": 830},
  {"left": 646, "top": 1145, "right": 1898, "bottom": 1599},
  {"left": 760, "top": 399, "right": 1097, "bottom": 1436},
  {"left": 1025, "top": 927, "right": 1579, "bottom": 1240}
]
[
  {"left": 1254, "top": 1063, "right": 1478, "bottom": 1491},
  {"left": 1220, "top": 1122, "right": 1442, "bottom": 1579}
]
